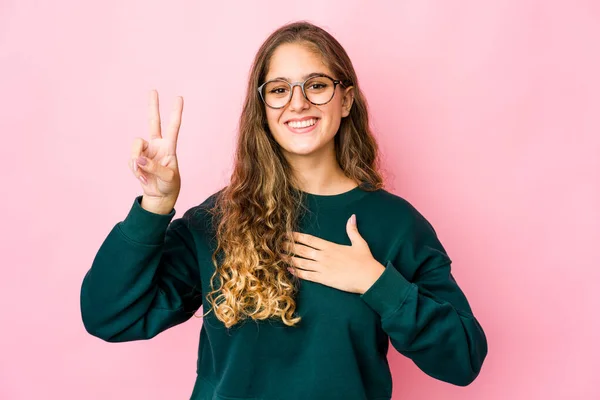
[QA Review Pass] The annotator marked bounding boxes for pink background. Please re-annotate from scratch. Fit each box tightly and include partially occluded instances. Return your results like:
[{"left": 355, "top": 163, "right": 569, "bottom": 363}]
[{"left": 2, "top": 1, "right": 599, "bottom": 399}]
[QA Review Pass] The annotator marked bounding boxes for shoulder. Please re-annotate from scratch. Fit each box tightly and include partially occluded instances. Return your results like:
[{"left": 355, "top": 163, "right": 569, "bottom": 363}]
[
  {"left": 371, "top": 189, "right": 451, "bottom": 266},
  {"left": 177, "top": 186, "right": 227, "bottom": 234},
  {"left": 365, "top": 188, "right": 440, "bottom": 237},
  {"left": 367, "top": 188, "right": 428, "bottom": 220}
]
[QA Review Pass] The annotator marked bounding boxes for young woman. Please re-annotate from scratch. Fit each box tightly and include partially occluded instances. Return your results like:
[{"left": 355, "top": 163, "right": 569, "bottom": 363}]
[{"left": 80, "top": 21, "right": 488, "bottom": 400}]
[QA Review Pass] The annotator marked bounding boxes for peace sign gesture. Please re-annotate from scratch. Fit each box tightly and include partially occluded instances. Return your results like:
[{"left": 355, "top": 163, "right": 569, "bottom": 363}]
[{"left": 129, "top": 90, "right": 184, "bottom": 213}]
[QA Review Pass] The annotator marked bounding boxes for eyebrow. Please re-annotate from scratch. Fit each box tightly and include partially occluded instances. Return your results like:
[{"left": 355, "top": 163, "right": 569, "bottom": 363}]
[{"left": 268, "top": 72, "right": 333, "bottom": 82}]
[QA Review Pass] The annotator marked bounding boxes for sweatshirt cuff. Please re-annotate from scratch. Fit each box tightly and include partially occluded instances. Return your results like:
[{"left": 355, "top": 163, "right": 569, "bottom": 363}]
[
  {"left": 118, "top": 195, "right": 176, "bottom": 245},
  {"left": 360, "top": 260, "right": 415, "bottom": 319}
]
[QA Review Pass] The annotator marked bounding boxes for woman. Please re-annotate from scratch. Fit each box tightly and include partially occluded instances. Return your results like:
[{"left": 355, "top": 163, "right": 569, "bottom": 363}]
[{"left": 80, "top": 21, "right": 488, "bottom": 400}]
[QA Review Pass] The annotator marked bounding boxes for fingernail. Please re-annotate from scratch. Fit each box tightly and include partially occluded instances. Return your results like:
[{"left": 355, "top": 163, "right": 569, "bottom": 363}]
[
  {"left": 133, "top": 160, "right": 138, "bottom": 172},
  {"left": 351, "top": 214, "right": 356, "bottom": 224},
  {"left": 139, "top": 175, "right": 147, "bottom": 184},
  {"left": 137, "top": 156, "right": 147, "bottom": 166}
]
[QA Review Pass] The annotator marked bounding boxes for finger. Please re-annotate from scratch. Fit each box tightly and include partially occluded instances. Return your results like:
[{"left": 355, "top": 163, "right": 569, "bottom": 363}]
[
  {"left": 136, "top": 155, "right": 176, "bottom": 182},
  {"left": 136, "top": 169, "right": 148, "bottom": 185},
  {"left": 128, "top": 157, "right": 148, "bottom": 185},
  {"left": 287, "top": 265, "right": 316, "bottom": 282},
  {"left": 148, "top": 89, "right": 162, "bottom": 140},
  {"left": 130, "top": 137, "right": 149, "bottom": 174},
  {"left": 165, "top": 96, "right": 183, "bottom": 153},
  {"left": 286, "top": 255, "right": 319, "bottom": 272},
  {"left": 291, "top": 231, "right": 327, "bottom": 251},
  {"left": 283, "top": 240, "right": 319, "bottom": 261}
]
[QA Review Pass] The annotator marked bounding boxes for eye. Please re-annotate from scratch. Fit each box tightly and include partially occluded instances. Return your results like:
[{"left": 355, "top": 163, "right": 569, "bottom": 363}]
[{"left": 269, "top": 87, "right": 289, "bottom": 94}]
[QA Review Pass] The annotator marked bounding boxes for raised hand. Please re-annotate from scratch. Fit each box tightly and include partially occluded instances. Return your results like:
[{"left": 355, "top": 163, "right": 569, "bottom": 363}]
[{"left": 129, "top": 90, "right": 184, "bottom": 214}]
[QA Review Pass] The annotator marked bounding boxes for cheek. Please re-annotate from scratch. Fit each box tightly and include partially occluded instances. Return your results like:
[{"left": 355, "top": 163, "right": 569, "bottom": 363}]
[
  {"left": 265, "top": 109, "right": 282, "bottom": 133},
  {"left": 320, "top": 104, "right": 343, "bottom": 132}
]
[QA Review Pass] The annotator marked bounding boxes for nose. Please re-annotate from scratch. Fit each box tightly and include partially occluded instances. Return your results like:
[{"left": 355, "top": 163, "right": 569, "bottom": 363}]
[{"left": 288, "top": 84, "right": 309, "bottom": 111}]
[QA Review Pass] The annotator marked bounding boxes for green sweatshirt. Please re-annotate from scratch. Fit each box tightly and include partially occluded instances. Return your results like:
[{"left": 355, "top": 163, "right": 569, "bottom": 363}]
[{"left": 80, "top": 185, "right": 487, "bottom": 399}]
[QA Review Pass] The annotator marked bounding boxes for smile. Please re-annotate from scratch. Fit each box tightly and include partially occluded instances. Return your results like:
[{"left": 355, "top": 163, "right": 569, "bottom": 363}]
[
  {"left": 287, "top": 118, "right": 318, "bottom": 128},
  {"left": 285, "top": 118, "right": 320, "bottom": 134}
]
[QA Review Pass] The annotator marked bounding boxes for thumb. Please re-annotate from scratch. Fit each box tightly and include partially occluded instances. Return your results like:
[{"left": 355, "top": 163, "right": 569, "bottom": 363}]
[
  {"left": 136, "top": 156, "right": 175, "bottom": 181},
  {"left": 346, "top": 214, "right": 365, "bottom": 246}
]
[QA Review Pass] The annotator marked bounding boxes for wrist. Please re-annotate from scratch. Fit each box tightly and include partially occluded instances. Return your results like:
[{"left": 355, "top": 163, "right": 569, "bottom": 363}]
[
  {"left": 359, "top": 260, "right": 386, "bottom": 294},
  {"left": 140, "top": 195, "right": 177, "bottom": 215}
]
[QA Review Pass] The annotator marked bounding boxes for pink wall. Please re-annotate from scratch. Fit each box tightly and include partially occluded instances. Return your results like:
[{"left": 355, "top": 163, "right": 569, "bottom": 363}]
[{"left": 2, "top": 1, "right": 599, "bottom": 399}]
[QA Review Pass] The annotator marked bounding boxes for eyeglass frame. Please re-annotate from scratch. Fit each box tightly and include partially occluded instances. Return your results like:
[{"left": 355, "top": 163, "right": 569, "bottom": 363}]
[{"left": 257, "top": 73, "right": 351, "bottom": 109}]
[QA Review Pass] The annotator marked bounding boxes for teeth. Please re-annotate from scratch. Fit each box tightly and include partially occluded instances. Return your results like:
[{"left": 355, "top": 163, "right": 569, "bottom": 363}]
[{"left": 288, "top": 118, "right": 317, "bottom": 129}]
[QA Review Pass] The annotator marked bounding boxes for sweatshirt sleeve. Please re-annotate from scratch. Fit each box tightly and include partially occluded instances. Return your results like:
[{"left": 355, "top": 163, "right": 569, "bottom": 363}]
[
  {"left": 80, "top": 195, "right": 203, "bottom": 343},
  {"left": 360, "top": 206, "right": 488, "bottom": 386}
]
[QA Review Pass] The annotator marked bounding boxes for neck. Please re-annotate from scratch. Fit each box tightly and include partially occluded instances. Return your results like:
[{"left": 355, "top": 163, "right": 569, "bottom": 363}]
[{"left": 284, "top": 145, "right": 357, "bottom": 195}]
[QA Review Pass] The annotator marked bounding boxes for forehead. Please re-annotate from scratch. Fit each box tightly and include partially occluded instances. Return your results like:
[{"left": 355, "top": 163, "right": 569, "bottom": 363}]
[{"left": 265, "top": 42, "right": 333, "bottom": 81}]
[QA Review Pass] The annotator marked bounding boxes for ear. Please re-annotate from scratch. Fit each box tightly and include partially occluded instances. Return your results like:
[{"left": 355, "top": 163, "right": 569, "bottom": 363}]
[{"left": 341, "top": 86, "right": 354, "bottom": 118}]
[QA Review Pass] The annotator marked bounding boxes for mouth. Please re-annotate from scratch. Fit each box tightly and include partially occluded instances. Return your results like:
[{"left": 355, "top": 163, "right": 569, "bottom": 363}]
[{"left": 285, "top": 118, "right": 320, "bottom": 134}]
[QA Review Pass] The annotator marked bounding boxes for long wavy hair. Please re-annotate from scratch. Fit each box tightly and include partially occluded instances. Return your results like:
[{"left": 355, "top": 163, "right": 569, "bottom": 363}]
[{"left": 198, "top": 21, "right": 385, "bottom": 328}]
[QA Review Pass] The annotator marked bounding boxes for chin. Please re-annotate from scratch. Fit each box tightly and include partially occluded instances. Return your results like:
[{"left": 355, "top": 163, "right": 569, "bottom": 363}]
[{"left": 282, "top": 146, "right": 319, "bottom": 157}]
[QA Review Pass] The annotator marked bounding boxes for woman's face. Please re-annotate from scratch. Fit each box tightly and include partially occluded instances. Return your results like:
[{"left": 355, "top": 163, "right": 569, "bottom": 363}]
[{"left": 263, "top": 42, "right": 353, "bottom": 161}]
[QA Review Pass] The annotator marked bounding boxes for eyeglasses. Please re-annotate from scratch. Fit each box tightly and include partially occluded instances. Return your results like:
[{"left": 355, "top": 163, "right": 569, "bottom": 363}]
[{"left": 257, "top": 74, "right": 349, "bottom": 109}]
